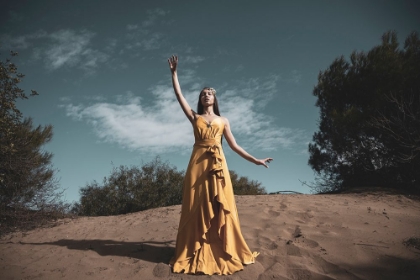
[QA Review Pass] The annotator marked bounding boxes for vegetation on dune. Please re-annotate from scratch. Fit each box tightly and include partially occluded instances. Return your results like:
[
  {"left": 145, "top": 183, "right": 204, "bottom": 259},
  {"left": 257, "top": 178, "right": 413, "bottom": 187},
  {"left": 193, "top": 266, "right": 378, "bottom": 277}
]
[
  {"left": 73, "top": 157, "right": 267, "bottom": 217},
  {"left": 229, "top": 170, "right": 266, "bottom": 195},
  {"left": 309, "top": 31, "right": 420, "bottom": 194},
  {"left": 0, "top": 51, "right": 70, "bottom": 236},
  {"left": 72, "top": 157, "right": 185, "bottom": 216}
]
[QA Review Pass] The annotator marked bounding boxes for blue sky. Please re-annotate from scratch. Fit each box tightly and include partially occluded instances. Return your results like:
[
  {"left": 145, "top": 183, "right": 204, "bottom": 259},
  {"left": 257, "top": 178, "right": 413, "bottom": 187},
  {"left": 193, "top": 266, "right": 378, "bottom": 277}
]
[{"left": 1, "top": 0, "right": 419, "bottom": 203}]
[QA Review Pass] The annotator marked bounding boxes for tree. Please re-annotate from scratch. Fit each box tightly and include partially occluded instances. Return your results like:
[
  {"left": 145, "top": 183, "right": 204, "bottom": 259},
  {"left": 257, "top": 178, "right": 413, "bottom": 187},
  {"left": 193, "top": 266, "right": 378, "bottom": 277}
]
[
  {"left": 0, "top": 51, "right": 67, "bottom": 235},
  {"left": 308, "top": 31, "right": 420, "bottom": 193},
  {"left": 0, "top": 51, "right": 59, "bottom": 210}
]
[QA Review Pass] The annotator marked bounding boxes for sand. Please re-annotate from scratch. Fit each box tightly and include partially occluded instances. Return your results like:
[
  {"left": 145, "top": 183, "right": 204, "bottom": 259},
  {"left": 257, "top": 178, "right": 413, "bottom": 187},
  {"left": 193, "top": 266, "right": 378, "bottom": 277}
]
[{"left": 1, "top": 193, "right": 420, "bottom": 280}]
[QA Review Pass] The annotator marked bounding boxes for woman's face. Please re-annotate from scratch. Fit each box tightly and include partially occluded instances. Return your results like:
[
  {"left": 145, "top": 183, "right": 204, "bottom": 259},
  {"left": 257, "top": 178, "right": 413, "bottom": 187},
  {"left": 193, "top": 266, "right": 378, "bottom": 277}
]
[{"left": 200, "top": 89, "right": 215, "bottom": 107}]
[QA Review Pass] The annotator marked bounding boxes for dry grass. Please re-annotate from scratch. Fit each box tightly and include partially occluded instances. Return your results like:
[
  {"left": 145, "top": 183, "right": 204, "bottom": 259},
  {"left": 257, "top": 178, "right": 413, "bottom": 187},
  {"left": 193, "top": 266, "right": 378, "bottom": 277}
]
[{"left": 0, "top": 207, "right": 75, "bottom": 237}]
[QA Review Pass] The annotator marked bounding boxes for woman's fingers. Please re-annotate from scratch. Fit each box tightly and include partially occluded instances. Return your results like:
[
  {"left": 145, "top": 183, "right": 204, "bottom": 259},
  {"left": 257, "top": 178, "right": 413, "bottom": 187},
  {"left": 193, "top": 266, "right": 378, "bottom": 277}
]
[
  {"left": 168, "top": 55, "right": 178, "bottom": 69},
  {"left": 169, "top": 55, "right": 178, "bottom": 63},
  {"left": 260, "top": 158, "right": 273, "bottom": 168}
]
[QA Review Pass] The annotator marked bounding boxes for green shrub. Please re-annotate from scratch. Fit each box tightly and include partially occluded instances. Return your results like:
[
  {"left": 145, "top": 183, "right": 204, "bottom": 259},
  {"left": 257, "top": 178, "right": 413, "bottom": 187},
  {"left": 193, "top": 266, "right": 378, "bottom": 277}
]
[
  {"left": 230, "top": 170, "right": 266, "bottom": 195},
  {"left": 75, "top": 157, "right": 266, "bottom": 216},
  {"left": 74, "top": 157, "right": 184, "bottom": 216}
]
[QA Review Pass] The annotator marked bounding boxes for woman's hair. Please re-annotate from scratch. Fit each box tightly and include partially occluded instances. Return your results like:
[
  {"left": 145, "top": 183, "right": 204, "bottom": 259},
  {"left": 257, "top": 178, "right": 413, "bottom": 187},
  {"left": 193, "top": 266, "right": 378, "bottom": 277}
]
[
  {"left": 197, "top": 87, "right": 220, "bottom": 115},
  {"left": 197, "top": 87, "right": 223, "bottom": 144}
]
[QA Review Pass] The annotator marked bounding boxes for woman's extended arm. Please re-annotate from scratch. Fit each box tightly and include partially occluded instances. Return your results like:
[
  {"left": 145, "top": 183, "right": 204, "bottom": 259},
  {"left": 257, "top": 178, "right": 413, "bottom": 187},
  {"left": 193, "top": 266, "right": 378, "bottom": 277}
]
[
  {"left": 168, "top": 55, "right": 195, "bottom": 123},
  {"left": 222, "top": 117, "right": 273, "bottom": 168}
]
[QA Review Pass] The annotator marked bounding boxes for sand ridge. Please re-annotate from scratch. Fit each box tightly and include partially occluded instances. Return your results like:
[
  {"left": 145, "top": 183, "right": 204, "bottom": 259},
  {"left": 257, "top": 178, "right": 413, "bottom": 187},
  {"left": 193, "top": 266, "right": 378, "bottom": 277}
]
[{"left": 1, "top": 193, "right": 419, "bottom": 279}]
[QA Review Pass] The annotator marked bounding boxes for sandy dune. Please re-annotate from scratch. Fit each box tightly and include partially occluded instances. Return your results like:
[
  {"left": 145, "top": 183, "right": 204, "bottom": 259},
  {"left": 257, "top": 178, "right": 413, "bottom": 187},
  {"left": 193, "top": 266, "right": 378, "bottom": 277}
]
[{"left": 1, "top": 193, "right": 420, "bottom": 279}]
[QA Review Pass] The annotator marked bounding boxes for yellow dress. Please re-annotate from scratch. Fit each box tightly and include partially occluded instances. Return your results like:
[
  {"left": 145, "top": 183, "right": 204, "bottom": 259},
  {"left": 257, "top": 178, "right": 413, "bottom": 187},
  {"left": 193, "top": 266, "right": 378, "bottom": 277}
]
[{"left": 170, "top": 115, "right": 259, "bottom": 275}]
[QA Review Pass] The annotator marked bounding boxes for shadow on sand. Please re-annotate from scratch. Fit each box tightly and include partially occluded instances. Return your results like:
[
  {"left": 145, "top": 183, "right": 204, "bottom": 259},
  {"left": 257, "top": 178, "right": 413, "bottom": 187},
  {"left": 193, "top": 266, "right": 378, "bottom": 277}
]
[{"left": 21, "top": 239, "right": 175, "bottom": 264}]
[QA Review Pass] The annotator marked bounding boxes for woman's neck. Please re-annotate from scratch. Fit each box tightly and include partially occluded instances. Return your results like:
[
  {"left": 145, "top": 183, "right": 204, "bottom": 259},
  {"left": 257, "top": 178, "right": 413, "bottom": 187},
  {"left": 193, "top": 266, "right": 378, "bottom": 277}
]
[{"left": 202, "top": 107, "right": 215, "bottom": 115}]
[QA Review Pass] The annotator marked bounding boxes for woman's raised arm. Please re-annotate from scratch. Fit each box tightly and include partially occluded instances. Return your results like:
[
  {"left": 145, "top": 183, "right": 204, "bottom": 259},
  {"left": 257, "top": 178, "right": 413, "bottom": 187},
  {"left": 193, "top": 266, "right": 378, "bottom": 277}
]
[{"left": 168, "top": 55, "right": 195, "bottom": 123}]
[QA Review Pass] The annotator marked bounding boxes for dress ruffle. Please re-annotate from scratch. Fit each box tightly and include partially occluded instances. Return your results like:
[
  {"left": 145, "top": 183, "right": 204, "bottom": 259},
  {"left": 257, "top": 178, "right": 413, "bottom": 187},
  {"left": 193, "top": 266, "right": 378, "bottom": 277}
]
[{"left": 170, "top": 117, "right": 259, "bottom": 275}]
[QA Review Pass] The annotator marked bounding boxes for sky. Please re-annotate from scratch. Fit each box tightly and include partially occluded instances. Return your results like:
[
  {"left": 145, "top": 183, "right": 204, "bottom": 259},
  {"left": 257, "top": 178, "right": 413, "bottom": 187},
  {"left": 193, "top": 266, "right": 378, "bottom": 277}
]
[{"left": 1, "top": 0, "right": 419, "bottom": 203}]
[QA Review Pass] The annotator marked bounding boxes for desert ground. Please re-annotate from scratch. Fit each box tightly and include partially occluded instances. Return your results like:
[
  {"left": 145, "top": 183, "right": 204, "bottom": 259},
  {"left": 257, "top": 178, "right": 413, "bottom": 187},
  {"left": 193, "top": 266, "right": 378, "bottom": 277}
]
[{"left": 1, "top": 192, "right": 420, "bottom": 280}]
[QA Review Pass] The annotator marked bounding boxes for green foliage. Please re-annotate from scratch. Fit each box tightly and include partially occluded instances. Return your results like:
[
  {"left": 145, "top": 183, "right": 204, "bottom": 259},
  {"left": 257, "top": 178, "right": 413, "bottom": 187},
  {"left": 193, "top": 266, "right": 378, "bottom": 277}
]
[
  {"left": 74, "top": 157, "right": 185, "bottom": 216},
  {"left": 0, "top": 52, "right": 38, "bottom": 126},
  {"left": 230, "top": 170, "right": 266, "bottom": 195},
  {"left": 0, "top": 52, "right": 62, "bottom": 210},
  {"left": 0, "top": 52, "right": 68, "bottom": 236},
  {"left": 74, "top": 158, "right": 266, "bottom": 216},
  {"left": 309, "top": 31, "right": 420, "bottom": 193}
]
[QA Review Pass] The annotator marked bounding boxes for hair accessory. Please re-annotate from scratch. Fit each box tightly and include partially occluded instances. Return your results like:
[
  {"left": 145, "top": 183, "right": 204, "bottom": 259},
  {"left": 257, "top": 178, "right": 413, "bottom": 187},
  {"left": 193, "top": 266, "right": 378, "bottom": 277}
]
[{"left": 202, "top": 87, "right": 216, "bottom": 95}]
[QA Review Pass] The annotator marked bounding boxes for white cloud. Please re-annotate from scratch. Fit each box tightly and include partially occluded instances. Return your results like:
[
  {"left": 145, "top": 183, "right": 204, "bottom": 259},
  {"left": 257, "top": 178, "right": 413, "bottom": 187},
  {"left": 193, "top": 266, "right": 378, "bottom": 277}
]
[
  {"left": 59, "top": 96, "right": 72, "bottom": 102},
  {"left": 149, "top": 8, "right": 167, "bottom": 16},
  {"left": 126, "top": 24, "right": 138, "bottom": 30},
  {"left": 220, "top": 78, "right": 307, "bottom": 151},
  {"left": 141, "top": 33, "right": 162, "bottom": 50},
  {"left": 45, "top": 30, "right": 91, "bottom": 69},
  {"left": 62, "top": 74, "right": 308, "bottom": 153},
  {"left": 64, "top": 87, "right": 193, "bottom": 153},
  {"left": 45, "top": 30, "right": 108, "bottom": 72},
  {"left": 104, "top": 38, "right": 118, "bottom": 53},
  {"left": 143, "top": 8, "right": 167, "bottom": 27},
  {"left": 235, "top": 64, "right": 244, "bottom": 72},
  {"left": 0, "top": 30, "right": 47, "bottom": 50},
  {"left": 124, "top": 8, "right": 168, "bottom": 52},
  {"left": 0, "top": 34, "right": 29, "bottom": 49},
  {"left": 290, "top": 70, "right": 302, "bottom": 84},
  {"left": 31, "top": 47, "right": 42, "bottom": 61},
  {"left": 184, "top": 55, "right": 205, "bottom": 64},
  {"left": 227, "top": 74, "right": 280, "bottom": 108},
  {"left": 1, "top": 29, "right": 109, "bottom": 73}
]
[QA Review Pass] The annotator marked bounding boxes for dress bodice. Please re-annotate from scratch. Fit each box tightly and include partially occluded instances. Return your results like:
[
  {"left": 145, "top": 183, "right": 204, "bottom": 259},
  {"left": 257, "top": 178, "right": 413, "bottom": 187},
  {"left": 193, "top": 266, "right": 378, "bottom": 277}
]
[{"left": 193, "top": 115, "right": 224, "bottom": 144}]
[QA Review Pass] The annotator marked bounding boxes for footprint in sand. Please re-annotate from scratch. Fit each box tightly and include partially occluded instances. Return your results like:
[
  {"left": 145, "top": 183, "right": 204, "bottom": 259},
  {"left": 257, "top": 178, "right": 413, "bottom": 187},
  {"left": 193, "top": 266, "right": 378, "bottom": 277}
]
[
  {"left": 269, "top": 210, "right": 281, "bottom": 217},
  {"left": 290, "top": 225, "right": 320, "bottom": 249},
  {"left": 286, "top": 243, "right": 301, "bottom": 256},
  {"left": 302, "top": 239, "right": 319, "bottom": 248},
  {"left": 287, "top": 268, "right": 311, "bottom": 279},
  {"left": 295, "top": 210, "right": 314, "bottom": 223},
  {"left": 280, "top": 201, "right": 288, "bottom": 210},
  {"left": 263, "top": 206, "right": 281, "bottom": 217},
  {"left": 258, "top": 236, "right": 280, "bottom": 250},
  {"left": 285, "top": 226, "right": 303, "bottom": 256}
]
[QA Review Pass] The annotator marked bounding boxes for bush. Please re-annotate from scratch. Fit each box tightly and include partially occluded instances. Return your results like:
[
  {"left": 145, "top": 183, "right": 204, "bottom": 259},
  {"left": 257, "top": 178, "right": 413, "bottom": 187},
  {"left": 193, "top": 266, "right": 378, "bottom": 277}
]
[
  {"left": 230, "top": 170, "right": 266, "bottom": 195},
  {"left": 74, "top": 157, "right": 266, "bottom": 216},
  {"left": 74, "top": 157, "right": 185, "bottom": 216}
]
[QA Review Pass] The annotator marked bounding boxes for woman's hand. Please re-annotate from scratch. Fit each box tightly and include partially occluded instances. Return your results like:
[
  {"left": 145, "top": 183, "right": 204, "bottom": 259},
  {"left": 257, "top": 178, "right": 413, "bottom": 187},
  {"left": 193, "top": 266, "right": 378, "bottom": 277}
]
[
  {"left": 168, "top": 55, "right": 178, "bottom": 73},
  {"left": 255, "top": 158, "right": 273, "bottom": 168}
]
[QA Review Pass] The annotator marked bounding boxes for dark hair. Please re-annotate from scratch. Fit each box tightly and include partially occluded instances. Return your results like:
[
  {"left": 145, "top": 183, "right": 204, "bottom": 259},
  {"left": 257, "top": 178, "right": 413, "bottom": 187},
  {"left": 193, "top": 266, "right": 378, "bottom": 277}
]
[{"left": 197, "top": 87, "right": 221, "bottom": 116}]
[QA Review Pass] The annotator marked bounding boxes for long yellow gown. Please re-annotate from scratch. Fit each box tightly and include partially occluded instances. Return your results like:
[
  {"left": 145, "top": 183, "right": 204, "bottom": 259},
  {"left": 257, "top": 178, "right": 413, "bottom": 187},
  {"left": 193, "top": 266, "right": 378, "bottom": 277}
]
[{"left": 170, "top": 115, "right": 259, "bottom": 275}]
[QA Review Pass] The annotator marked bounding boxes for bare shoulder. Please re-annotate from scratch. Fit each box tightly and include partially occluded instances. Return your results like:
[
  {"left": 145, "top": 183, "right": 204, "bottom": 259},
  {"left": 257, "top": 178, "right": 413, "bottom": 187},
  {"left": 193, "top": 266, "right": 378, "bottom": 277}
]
[{"left": 220, "top": 116, "right": 230, "bottom": 125}]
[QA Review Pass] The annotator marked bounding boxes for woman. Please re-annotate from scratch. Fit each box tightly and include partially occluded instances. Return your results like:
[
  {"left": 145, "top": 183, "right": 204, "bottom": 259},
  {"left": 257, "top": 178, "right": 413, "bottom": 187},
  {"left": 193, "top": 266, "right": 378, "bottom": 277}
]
[{"left": 168, "top": 55, "right": 273, "bottom": 275}]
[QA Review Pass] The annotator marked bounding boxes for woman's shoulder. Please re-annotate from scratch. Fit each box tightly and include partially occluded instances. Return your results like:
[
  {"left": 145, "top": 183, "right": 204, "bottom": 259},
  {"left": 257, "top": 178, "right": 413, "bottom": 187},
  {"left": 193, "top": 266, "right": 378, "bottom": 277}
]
[{"left": 219, "top": 116, "right": 230, "bottom": 125}]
